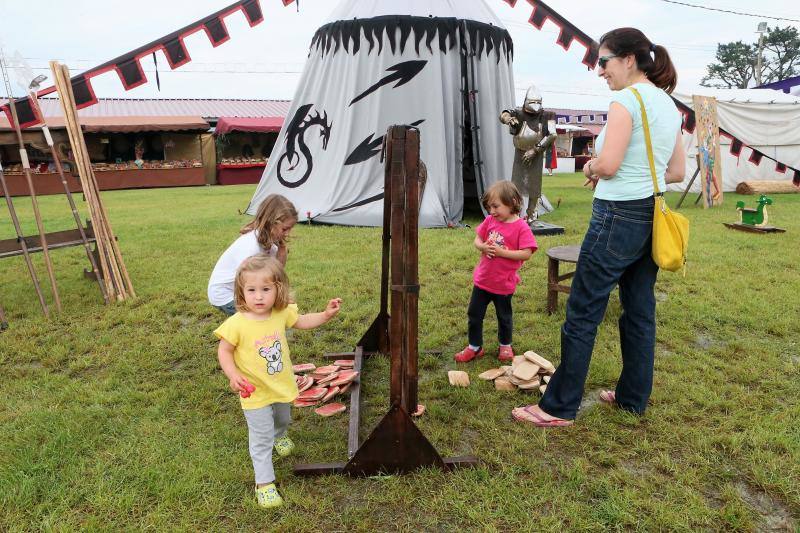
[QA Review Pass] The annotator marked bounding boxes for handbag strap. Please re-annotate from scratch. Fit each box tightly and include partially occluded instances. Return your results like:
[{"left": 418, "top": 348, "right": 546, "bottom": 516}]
[{"left": 628, "top": 86, "right": 662, "bottom": 197}]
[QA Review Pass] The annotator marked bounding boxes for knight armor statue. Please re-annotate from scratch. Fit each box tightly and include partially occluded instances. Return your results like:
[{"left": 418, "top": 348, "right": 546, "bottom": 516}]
[{"left": 499, "top": 85, "right": 557, "bottom": 221}]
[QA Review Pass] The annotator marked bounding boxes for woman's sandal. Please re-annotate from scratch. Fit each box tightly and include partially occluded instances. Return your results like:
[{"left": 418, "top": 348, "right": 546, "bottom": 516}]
[
  {"left": 599, "top": 390, "right": 616, "bottom": 404},
  {"left": 512, "top": 405, "right": 573, "bottom": 428}
]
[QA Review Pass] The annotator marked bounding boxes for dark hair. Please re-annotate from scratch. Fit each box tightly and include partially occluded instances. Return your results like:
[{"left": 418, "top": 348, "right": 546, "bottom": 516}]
[
  {"left": 599, "top": 28, "right": 677, "bottom": 93},
  {"left": 482, "top": 180, "right": 523, "bottom": 215}
]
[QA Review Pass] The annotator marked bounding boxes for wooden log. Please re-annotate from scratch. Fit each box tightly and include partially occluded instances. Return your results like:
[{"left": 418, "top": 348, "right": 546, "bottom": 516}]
[{"left": 735, "top": 180, "right": 800, "bottom": 195}]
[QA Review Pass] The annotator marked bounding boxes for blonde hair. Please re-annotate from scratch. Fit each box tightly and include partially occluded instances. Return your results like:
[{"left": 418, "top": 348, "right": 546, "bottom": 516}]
[
  {"left": 234, "top": 254, "right": 291, "bottom": 313},
  {"left": 242, "top": 194, "right": 298, "bottom": 251},
  {"left": 482, "top": 180, "right": 523, "bottom": 215}
]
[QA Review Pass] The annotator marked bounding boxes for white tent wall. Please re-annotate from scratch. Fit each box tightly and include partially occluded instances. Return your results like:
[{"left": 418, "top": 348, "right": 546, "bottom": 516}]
[
  {"left": 668, "top": 88, "right": 800, "bottom": 193},
  {"left": 247, "top": 0, "right": 515, "bottom": 227}
]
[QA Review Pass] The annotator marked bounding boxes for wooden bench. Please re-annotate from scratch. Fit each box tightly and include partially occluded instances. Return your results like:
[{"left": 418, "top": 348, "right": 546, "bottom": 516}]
[{"left": 546, "top": 245, "right": 580, "bottom": 314}]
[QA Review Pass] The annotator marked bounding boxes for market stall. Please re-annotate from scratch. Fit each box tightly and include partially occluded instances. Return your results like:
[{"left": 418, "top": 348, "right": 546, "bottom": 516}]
[
  {"left": 214, "top": 116, "right": 283, "bottom": 185},
  {"left": 1, "top": 115, "right": 208, "bottom": 196}
]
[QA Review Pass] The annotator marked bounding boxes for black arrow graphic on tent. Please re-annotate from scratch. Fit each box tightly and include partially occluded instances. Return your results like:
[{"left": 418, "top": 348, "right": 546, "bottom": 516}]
[
  {"left": 349, "top": 60, "right": 428, "bottom": 106},
  {"left": 345, "top": 119, "right": 425, "bottom": 166}
]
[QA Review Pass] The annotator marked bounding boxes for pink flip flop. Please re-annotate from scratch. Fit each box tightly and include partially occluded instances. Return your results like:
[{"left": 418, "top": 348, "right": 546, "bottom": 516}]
[
  {"left": 599, "top": 390, "right": 616, "bottom": 404},
  {"left": 512, "top": 405, "right": 573, "bottom": 428}
]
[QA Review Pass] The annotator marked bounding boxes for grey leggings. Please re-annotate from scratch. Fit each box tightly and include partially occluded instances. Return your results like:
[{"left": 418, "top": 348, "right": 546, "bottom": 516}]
[{"left": 242, "top": 402, "right": 292, "bottom": 484}]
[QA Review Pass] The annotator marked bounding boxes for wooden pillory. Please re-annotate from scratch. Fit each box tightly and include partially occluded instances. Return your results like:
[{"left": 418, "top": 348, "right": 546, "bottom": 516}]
[{"left": 294, "top": 125, "right": 478, "bottom": 477}]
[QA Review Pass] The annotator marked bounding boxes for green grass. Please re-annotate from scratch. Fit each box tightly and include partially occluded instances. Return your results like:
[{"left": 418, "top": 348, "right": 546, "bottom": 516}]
[{"left": 1, "top": 175, "right": 798, "bottom": 531}]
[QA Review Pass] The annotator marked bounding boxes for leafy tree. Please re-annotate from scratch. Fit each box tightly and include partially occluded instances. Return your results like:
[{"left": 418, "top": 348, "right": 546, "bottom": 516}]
[
  {"left": 701, "top": 41, "right": 755, "bottom": 89},
  {"left": 761, "top": 26, "right": 800, "bottom": 82},
  {"left": 701, "top": 26, "right": 800, "bottom": 88}
]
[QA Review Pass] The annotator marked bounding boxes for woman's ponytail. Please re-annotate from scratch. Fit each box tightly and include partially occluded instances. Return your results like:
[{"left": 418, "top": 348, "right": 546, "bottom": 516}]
[
  {"left": 599, "top": 28, "right": 678, "bottom": 93},
  {"left": 648, "top": 44, "right": 677, "bottom": 94}
]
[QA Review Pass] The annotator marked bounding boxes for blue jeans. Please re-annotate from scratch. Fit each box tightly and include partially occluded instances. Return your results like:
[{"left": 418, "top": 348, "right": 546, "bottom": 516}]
[
  {"left": 539, "top": 196, "right": 658, "bottom": 419},
  {"left": 214, "top": 301, "right": 237, "bottom": 316}
]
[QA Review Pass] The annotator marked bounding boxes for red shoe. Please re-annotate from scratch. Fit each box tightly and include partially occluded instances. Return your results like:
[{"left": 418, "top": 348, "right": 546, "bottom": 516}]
[
  {"left": 454, "top": 346, "right": 484, "bottom": 363},
  {"left": 498, "top": 345, "right": 514, "bottom": 362}
]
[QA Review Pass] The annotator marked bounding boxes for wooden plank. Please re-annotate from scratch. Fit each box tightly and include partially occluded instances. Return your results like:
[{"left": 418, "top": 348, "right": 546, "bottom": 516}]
[
  {"left": 693, "top": 95, "right": 724, "bottom": 208},
  {"left": 723, "top": 223, "right": 786, "bottom": 234},
  {"left": 389, "top": 131, "right": 405, "bottom": 408},
  {"left": 403, "top": 127, "right": 420, "bottom": 415},
  {"left": 347, "top": 346, "right": 364, "bottom": 459},
  {"left": 444, "top": 456, "right": 480, "bottom": 470},
  {"left": 0, "top": 226, "right": 96, "bottom": 258},
  {"left": 293, "top": 463, "right": 345, "bottom": 476}
]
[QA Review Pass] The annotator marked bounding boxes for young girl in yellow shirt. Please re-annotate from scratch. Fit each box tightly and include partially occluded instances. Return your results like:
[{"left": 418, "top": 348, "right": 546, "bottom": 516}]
[{"left": 214, "top": 254, "right": 341, "bottom": 508}]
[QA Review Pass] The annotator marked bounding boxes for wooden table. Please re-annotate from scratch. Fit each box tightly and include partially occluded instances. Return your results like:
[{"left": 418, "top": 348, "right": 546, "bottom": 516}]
[{"left": 546, "top": 245, "right": 581, "bottom": 314}]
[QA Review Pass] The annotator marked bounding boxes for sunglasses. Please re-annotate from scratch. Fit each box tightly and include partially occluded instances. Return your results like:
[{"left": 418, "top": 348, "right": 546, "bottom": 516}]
[{"left": 598, "top": 54, "right": 619, "bottom": 68}]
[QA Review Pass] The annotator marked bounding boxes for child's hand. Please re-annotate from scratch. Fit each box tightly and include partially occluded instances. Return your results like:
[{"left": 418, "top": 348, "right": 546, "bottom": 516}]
[
  {"left": 485, "top": 243, "right": 499, "bottom": 258},
  {"left": 228, "top": 373, "right": 252, "bottom": 395},
  {"left": 324, "top": 298, "right": 342, "bottom": 319}
]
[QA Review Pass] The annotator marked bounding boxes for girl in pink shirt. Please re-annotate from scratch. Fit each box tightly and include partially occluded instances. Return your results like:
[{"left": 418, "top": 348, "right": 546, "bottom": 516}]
[{"left": 455, "top": 181, "right": 538, "bottom": 363}]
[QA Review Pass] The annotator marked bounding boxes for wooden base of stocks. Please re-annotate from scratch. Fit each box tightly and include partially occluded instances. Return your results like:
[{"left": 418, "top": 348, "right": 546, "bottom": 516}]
[{"left": 294, "top": 126, "right": 477, "bottom": 477}]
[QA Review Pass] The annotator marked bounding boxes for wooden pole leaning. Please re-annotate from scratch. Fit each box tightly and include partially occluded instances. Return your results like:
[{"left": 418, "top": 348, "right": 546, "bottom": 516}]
[
  {"left": 60, "top": 64, "right": 134, "bottom": 299},
  {"left": 5, "top": 87, "right": 62, "bottom": 312},
  {"left": 50, "top": 61, "right": 134, "bottom": 301},
  {"left": 50, "top": 62, "right": 116, "bottom": 300},
  {"left": 0, "top": 161, "right": 50, "bottom": 317},
  {"left": 27, "top": 91, "right": 109, "bottom": 304}
]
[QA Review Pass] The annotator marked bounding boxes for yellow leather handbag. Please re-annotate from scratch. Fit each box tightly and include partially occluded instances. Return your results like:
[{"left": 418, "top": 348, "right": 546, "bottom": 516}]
[{"left": 629, "top": 87, "right": 689, "bottom": 273}]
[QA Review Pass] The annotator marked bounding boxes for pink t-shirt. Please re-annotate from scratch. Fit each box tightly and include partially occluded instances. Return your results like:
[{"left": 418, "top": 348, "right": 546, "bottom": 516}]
[{"left": 473, "top": 216, "right": 538, "bottom": 295}]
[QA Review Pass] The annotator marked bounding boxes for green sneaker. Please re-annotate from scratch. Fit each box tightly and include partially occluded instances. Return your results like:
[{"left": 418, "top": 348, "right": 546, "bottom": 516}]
[
  {"left": 255, "top": 483, "right": 283, "bottom": 508},
  {"left": 274, "top": 436, "right": 295, "bottom": 458}
]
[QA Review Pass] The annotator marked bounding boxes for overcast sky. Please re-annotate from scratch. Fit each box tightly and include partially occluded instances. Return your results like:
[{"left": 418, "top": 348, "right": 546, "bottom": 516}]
[{"left": 2, "top": 0, "right": 798, "bottom": 111}]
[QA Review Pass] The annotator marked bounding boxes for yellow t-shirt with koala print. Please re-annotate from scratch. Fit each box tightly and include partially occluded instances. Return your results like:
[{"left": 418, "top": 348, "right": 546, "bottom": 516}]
[{"left": 214, "top": 304, "right": 299, "bottom": 410}]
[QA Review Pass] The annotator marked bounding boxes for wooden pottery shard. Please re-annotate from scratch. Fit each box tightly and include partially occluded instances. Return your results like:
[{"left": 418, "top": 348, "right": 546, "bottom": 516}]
[
  {"left": 321, "top": 386, "right": 340, "bottom": 403},
  {"left": 330, "top": 370, "right": 359, "bottom": 387},
  {"left": 517, "top": 377, "right": 542, "bottom": 390},
  {"left": 293, "top": 398, "right": 318, "bottom": 407},
  {"left": 524, "top": 351, "right": 556, "bottom": 373},
  {"left": 338, "top": 382, "right": 352, "bottom": 395},
  {"left": 494, "top": 376, "right": 516, "bottom": 391},
  {"left": 315, "top": 365, "right": 340, "bottom": 375},
  {"left": 298, "top": 387, "right": 328, "bottom": 402},
  {"left": 315, "top": 402, "right": 346, "bottom": 417},
  {"left": 501, "top": 365, "right": 513, "bottom": 376},
  {"left": 297, "top": 375, "right": 315, "bottom": 392},
  {"left": 316, "top": 371, "right": 340, "bottom": 385},
  {"left": 511, "top": 355, "right": 527, "bottom": 369},
  {"left": 448, "top": 370, "right": 470, "bottom": 387},
  {"left": 512, "top": 361, "right": 541, "bottom": 382},
  {"left": 292, "top": 363, "right": 316, "bottom": 373},
  {"left": 478, "top": 368, "right": 505, "bottom": 381},
  {"left": 334, "top": 359, "right": 354, "bottom": 368},
  {"left": 542, "top": 375, "right": 551, "bottom": 384}
]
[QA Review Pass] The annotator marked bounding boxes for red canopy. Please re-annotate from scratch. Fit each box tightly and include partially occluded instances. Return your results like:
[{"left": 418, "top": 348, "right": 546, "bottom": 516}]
[{"left": 215, "top": 116, "right": 283, "bottom": 135}]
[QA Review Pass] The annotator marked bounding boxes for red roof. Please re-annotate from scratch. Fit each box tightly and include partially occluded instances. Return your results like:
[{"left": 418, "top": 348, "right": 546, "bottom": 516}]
[
  {"left": 0, "top": 97, "right": 291, "bottom": 120},
  {"left": 215, "top": 116, "right": 283, "bottom": 134}
]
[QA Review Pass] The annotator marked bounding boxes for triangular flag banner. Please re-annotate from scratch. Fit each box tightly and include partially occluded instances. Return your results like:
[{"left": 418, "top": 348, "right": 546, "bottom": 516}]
[{"left": 1, "top": 0, "right": 284, "bottom": 129}]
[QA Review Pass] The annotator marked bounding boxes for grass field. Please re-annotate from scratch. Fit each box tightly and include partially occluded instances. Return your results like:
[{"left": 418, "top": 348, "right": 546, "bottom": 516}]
[{"left": 1, "top": 174, "right": 798, "bottom": 531}]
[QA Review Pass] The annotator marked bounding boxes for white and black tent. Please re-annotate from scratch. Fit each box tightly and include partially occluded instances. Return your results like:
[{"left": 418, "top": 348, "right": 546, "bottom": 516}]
[{"left": 247, "top": 0, "right": 516, "bottom": 227}]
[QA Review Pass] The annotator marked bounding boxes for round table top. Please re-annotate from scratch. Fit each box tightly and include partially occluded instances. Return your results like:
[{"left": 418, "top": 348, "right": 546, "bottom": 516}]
[{"left": 546, "top": 244, "right": 580, "bottom": 263}]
